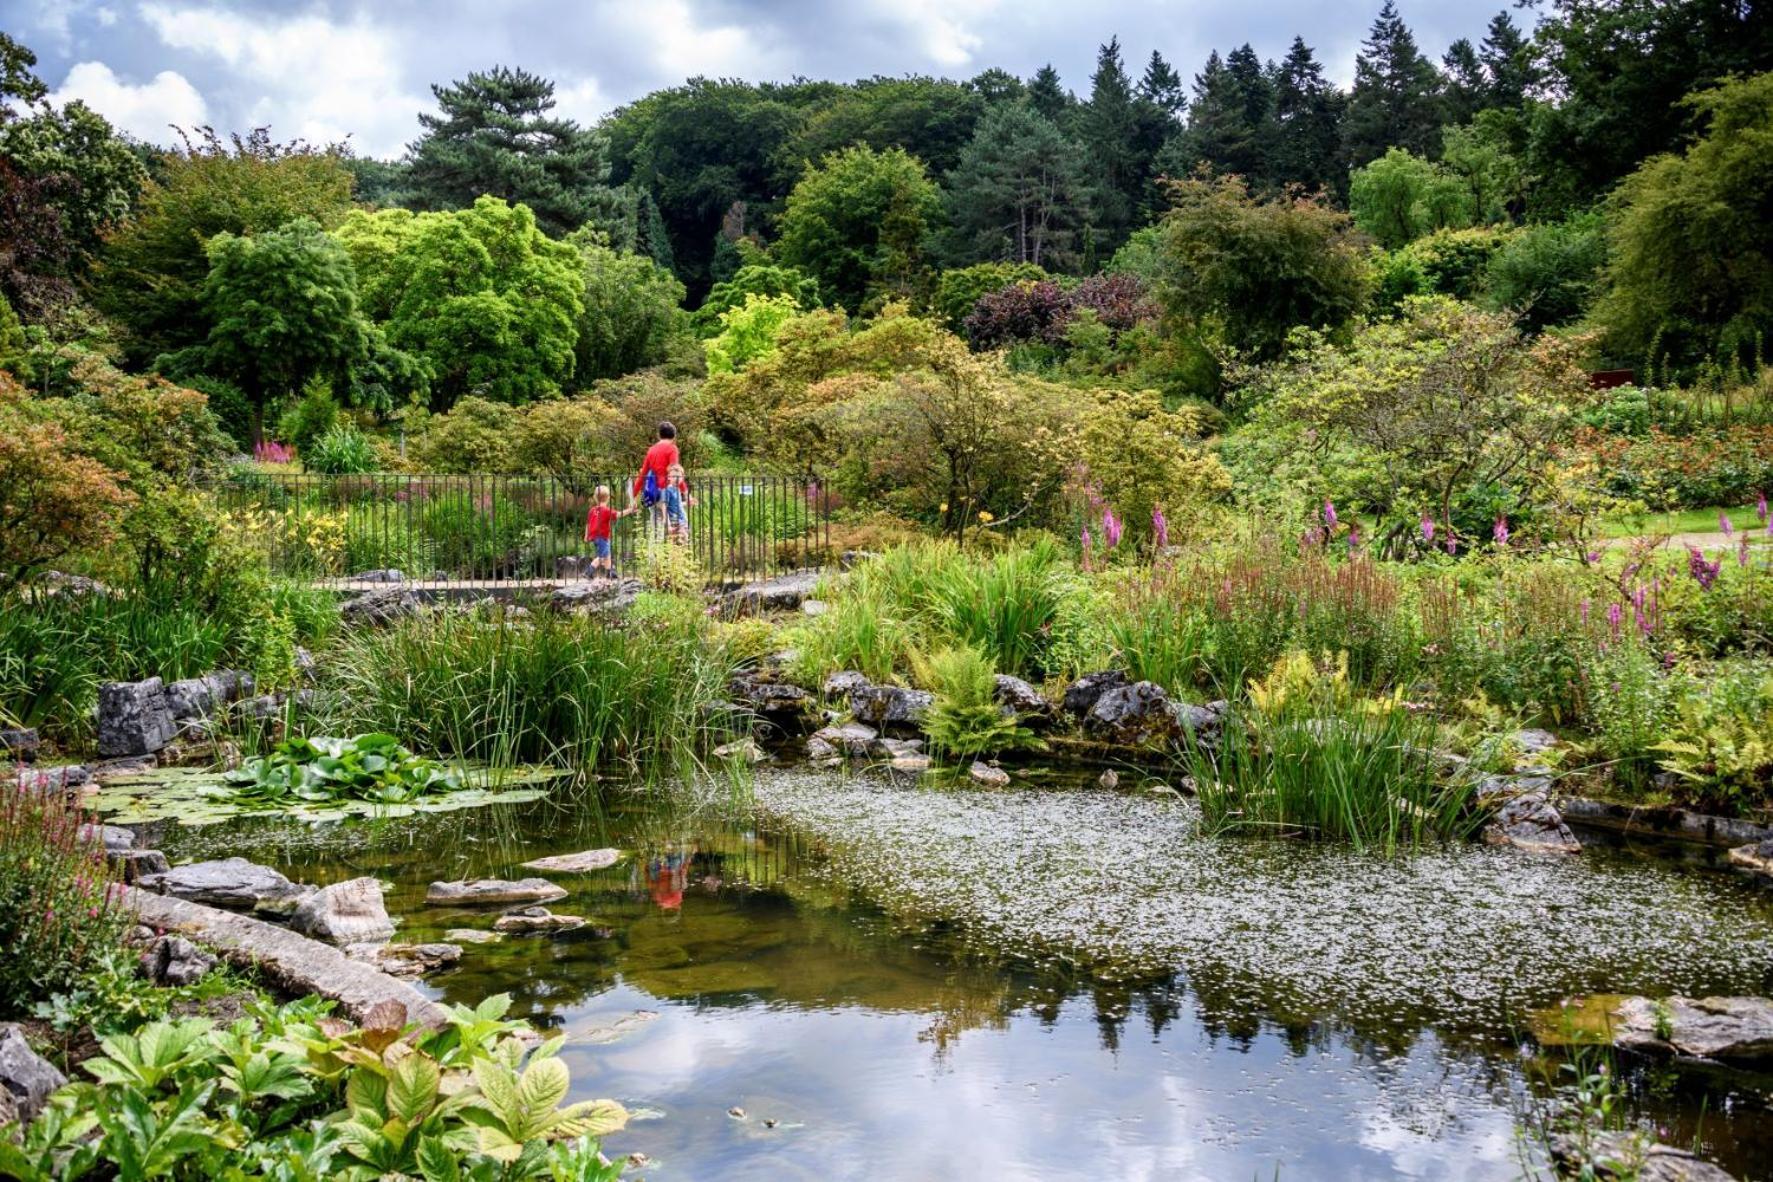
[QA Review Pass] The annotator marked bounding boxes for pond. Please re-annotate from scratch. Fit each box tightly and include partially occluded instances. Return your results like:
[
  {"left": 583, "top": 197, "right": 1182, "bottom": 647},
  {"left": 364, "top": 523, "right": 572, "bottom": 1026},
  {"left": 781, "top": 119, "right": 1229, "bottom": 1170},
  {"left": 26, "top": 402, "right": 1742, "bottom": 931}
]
[{"left": 149, "top": 766, "right": 1773, "bottom": 1181}]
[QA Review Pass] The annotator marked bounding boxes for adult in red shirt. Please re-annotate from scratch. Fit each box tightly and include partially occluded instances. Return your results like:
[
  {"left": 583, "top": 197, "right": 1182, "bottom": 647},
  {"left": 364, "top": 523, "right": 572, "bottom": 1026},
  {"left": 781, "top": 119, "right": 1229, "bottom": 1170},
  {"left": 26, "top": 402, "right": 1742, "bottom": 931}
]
[{"left": 631, "top": 421, "right": 679, "bottom": 503}]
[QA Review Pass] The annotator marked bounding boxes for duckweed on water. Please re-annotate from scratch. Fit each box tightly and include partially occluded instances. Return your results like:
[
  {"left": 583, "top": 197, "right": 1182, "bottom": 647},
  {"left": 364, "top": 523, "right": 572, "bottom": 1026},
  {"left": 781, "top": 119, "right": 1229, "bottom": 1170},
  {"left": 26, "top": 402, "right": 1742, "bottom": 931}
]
[{"left": 753, "top": 767, "right": 1773, "bottom": 1031}]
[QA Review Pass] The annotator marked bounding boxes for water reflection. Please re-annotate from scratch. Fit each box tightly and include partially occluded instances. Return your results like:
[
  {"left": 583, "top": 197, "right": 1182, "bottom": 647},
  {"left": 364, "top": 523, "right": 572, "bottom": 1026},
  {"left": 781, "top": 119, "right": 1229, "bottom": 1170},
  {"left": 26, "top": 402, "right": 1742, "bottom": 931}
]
[{"left": 156, "top": 776, "right": 1773, "bottom": 1181}]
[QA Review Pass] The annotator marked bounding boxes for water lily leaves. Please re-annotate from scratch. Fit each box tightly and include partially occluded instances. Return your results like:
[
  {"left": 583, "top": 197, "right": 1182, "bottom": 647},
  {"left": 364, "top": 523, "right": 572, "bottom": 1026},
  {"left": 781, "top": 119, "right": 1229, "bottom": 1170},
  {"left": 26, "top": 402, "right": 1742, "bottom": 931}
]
[{"left": 90, "top": 765, "right": 567, "bottom": 826}]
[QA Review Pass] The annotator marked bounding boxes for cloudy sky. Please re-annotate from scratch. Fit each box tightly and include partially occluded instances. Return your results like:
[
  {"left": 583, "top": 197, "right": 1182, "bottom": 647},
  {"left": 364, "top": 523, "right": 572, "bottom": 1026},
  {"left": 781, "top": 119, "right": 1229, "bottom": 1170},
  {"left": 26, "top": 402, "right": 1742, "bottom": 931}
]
[{"left": 13, "top": 0, "right": 1514, "bottom": 158}]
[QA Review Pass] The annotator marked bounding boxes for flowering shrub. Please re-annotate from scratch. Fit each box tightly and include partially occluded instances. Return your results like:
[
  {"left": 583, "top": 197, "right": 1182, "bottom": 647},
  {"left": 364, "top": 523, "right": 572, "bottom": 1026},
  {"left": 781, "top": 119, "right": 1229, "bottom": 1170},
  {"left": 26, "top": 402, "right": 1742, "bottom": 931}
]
[
  {"left": 0, "top": 773, "right": 130, "bottom": 1014},
  {"left": 1576, "top": 425, "right": 1773, "bottom": 510}
]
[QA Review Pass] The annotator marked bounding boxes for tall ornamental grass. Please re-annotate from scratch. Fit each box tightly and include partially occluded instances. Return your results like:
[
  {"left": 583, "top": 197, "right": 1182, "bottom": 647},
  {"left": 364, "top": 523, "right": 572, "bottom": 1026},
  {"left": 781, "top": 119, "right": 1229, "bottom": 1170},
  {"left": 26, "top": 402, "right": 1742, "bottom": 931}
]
[
  {"left": 319, "top": 606, "right": 740, "bottom": 775},
  {"left": 0, "top": 774, "right": 131, "bottom": 1014}
]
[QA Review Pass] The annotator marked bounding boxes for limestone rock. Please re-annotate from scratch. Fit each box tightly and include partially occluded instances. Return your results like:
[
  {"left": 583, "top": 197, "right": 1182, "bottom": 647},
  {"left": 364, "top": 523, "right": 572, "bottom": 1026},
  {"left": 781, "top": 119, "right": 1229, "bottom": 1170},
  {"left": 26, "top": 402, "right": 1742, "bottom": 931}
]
[
  {"left": 1610, "top": 995, "right": 1773, "bottom": 1061},
  {"left": 713, "top": 738, "right": 767, "bottom": 763},
  {"left": 346, "top": 942, "right": 462, "bottom": 978},
  {"left": 1061, "top": 670, "right": 1130, "bottom": 720},
  {"left": 822, "top": 670, "right": 872, "bottom": 699},
  {"left": 1083, "top": 680, "right": 1185, "bottom": 747},
  {"left": 969, "top": 761, "right": 1011, "bottom": 787},
  {"left": 0, "top": 1024, "right": 66, "bottom": 1127},
  {"left": 288, "top": 877, "right": 396, "bottom": 945},
  {"left": 1484, "top": 790, "right": 1581, "bottom": 855},
  {"left": 139, "top": 935, "right": 217, "bottom": 987},
  {"left": 445, "top": 928, "right": 503, "bottom": 945},
  {"left": 97, "top": 677, "right": 176, "bottom": 758},
  {"left": 138, "top": 858, "right": 311, "bottom": 914},
  {"left": 340, "top": 586, "right": 420, "bottom": 626},
  {"left": 426, "top": 878, "right": 568, "bottom": 906},
  {"left": 111, "top": 848, "right": 172, "bottom": 881},
  {"left": 1727, "top": 838, "right": 1773, "bottom": 878},
  {"left": 848, "top": 685, "right": 934, "bottom": 736},
  {"left": 805, "top": 736, "right": 841, "bottom": 761},
  {"left": 521, "top": 849, "right": 622, "bottom": 874},
  {"left": 494, "top": 906, "right": 588, "bottom": 934},
  {"left": 0, "top": 727, "right": 40, "bottom": 761},
  {"left": 993, "top": 675, "right": 1053, "bottom": 725},
  {"left": 1548, "top": 1130, "right": 1737, "bottom": 1181},
  {"left": 722, "top": 570, "right": 822, "bottom": 614},
  {"left": 730, "top": 674, "right": 812, "bottom": 724},
  {"left": 812, "top": 721, "right": 878, "bottom": 757},
  {"left": 548, "top": 578, "right": 642, "bottom": 615},
  {"left": 79, "top": 823, "right": 137, "bottom": 851},
  {"left": 870, "top": 737, "right": 923, "bottom": 760}
]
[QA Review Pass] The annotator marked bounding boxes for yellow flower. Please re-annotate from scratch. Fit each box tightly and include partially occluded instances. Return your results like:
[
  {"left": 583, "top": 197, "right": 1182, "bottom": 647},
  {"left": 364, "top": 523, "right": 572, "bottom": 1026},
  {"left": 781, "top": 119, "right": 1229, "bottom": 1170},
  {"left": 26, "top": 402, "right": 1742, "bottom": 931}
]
[
  {"left": 939, "top": 503, "right": 949, "bottom": 513},
  {"left": 977, "top": 510, "right": 994, "bottom": 523}
]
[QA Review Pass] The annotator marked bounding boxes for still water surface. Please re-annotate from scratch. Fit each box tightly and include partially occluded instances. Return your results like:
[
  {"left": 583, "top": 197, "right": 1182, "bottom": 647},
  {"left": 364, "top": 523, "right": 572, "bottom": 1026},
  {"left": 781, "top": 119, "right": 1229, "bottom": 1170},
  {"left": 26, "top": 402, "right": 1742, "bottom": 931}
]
[{"left": 157, "top": 769, "right": 1773, "bottom": 1181}]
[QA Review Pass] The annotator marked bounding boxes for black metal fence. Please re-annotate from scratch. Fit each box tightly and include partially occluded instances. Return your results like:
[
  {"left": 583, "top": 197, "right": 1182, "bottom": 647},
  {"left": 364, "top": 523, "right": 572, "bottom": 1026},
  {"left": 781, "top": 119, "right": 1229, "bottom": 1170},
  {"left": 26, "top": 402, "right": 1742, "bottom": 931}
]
[{"left": 211, "top": 471, "right": 831, "bottom": 584}]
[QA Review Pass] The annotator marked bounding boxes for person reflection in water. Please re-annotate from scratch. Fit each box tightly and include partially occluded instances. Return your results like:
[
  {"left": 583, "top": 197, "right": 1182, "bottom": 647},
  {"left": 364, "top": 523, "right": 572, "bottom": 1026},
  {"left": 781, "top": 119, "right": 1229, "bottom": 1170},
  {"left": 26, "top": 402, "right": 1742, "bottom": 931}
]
[{"left": 647, "top": 847, "right": 690, "bottom": 912}]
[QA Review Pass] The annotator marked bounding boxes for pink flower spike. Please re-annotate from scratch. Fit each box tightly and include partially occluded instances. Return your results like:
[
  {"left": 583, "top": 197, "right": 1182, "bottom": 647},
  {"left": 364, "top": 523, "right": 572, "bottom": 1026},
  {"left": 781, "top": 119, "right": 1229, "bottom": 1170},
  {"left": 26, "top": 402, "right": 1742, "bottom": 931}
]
[
  {"left": 1323, "top": 500, "right": 1338, "bottom": 530},
  {"left": 1103, "top": 509, "right": 1122, "bottom": 548},
  {"left": 1420, "top": 514, "right": 1435, "bottom": 544},
  {"left": 1720, "top": 512, "right": 1734, "bottom": 536},
  {"left": 1759, "top": 491, "right": 1769, "bottom": 522},
  {"left": 1151, "top": 504, "right": 1169, "bottom": 550},
  {"left": 1492, "top": 516, "right": 1509, "bottom": 546}
]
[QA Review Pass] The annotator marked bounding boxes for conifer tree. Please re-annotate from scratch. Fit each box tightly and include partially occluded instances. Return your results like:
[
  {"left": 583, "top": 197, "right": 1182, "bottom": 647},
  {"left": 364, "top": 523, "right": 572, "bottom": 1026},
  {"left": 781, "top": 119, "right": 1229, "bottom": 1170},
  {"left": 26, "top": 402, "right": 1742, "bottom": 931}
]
[
  {"left": 1272, "top": 36, "right": 1346, "bottom": 196},
  {"left": 1343, "top": 1, "right": 1446, "bottom": 166},
  {"left": 1026, "top": 64, "right": 1072, "bottom": 124}
]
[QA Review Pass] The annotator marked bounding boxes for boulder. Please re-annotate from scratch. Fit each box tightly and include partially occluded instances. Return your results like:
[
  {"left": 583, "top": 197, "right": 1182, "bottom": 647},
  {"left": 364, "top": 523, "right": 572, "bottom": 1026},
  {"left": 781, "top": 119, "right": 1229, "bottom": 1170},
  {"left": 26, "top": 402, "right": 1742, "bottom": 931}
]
[
  {"left": 0, "top": 1023, "right": 66, "bottom": 1127},
  {"left": 721, "top": 570, "right": 822, "bottom": 614},
  {"left": 521, "top": 849, "right": 622, "bottom": 874},
  {"left": 870, "top": 737, "right": 923, "bottom": 760},
  {"left": 547, "top": 578, "right": 642, "bottom": 615},
  {"left": 444, "top": 928, "right": 502, "bottom": 945},
  {"left": 138, "top": 935, "right": 217, "bottom": 987},
  {"left": 97, "top": 677, "right": 177, "bottom": 758},
  {"left": 805, "top": 736, "right": 841, "bottom": 761},
  {"left": 812, "top": 722, "right": 878, "bottom": 757},
  {"left": 0, "top": 726, "right": 40, "bottom": 761},
  {"left": 993, "top": 675, "right": 1053, "bottom": 724},
  {"left": 822, "top": 670, "right": 872, "bottom": 699},
  {"left": 21, "top": 764, "right": 89, "bottom": 790},
  {"left": 1548, "top": 1131, "right": 1736, "bottom": 1182},
  {"left": 1061, "top": 670, "right": 1130, "bottom": 720},
  {"left": 346, "top": 942, "right": 462, "bottom": 979},
  {"left": 1177, "top": 700, "right": 1231, "bottom": 747},
  {"left": 1727, "top": 839, "right": 1773, "bottom": 879},
  {"left": 426, "top": 878, "right": 568, "bottom": 906},
  {"left": 340, "top": 586, "right": 420, "bottom": 626},
  {"left": 849, "top": 685, "right": 934, "bottom": 736},
  {"left": 287, "top": 877, "right": 396, "bottom": 945},
  {"left": 164, "top": 676, "right": 223, "bottom": 722},
  {"left": 111, "top": 848, "right": 172, "bottom": 881},
  {"left": 730, "top": 675, "right": 813, "bottom": 726},
  {"left": 969, "top": 761, "right": 1011, "bottom": 788},
  {"left": 712, "top": 738, "right": 767, "bottom": 763},
  {"left": 1484, "top": 790, "right": 1581, "bottom": 855},
  {"left": 801, "top": 599, "right": 829, "bottom": 617},
  {"left": 138, "top": 858, "right": 311, "bottom": 915},
  {"left": 1513, "top": 727, "right": 1560, "bottom": 765},
  {"left": 79, "top": 822, "right": 137, "bottom": 851},
  {"left": 494, "top": 907, "right": 588, "bottom": 934},
  {"left": 1607, "top": 995, "right": 1773, "bottom": 1061},
  {"left": 1083, "top": 681, "right": 1185, "bottom": 747}
]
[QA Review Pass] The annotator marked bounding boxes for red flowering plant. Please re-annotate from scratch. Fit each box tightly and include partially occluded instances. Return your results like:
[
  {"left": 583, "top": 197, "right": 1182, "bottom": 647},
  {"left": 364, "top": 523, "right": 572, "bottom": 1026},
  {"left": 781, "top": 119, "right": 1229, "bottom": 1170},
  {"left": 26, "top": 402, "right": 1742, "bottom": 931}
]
[{"left": 0, "top": 769, "right": 132, "bottom": 1015}]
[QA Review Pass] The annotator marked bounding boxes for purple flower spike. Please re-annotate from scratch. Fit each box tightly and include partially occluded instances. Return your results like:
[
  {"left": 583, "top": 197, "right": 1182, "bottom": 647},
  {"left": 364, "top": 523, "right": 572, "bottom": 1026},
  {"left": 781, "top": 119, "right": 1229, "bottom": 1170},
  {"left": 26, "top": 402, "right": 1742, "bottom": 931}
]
[
  {"left": 1103, "top": 509, "right": 1123, "bottom": 548},
  {"left": 1152, "top": 504, "right": 1169, "bottom": 550},
  {"left": 1420, "top": 514, "right": 1435, "bottom": 544},
  {"left": 1759, "top": 491, "right": 1768, "bottom": 523},
  {"left": 1323, "top": 500, "right": 1338, "bottom": 530},
  {"left": 1348, "top": 525, "right": 1361, "bottom": 550},
  {"left": 1492, "top": 516, "right": 1510, "bottom": 546},
  {"left": 1687, "top": 546, "right": 1721, "bottom": 591},
  {"left": 1720, "top": 512, "right": 1734, "bottom": 536},
  {"left": 1606, "top": 601, "right": 1622, "bottom": 639}
]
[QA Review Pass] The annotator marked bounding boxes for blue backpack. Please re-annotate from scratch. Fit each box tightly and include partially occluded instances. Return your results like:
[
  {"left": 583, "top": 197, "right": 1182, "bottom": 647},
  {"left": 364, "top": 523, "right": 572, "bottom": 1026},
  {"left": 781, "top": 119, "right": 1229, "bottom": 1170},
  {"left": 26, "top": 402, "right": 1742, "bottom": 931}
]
[{"left": 641, "top": 468, "right": 661, "bottom": 507}]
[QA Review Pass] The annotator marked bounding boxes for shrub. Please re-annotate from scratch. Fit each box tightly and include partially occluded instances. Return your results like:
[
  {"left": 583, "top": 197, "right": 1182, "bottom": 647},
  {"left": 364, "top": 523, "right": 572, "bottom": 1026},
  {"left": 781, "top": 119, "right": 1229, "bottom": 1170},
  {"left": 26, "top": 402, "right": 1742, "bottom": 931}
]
[
  {"left": 1484, "top": 212, "right": 1606, "bottom": 332},
  {"left": 304, "top": 424, "right": 379, "bottom": 474},
  {"left": 964, "top": 279, "right": 1071, "bottom": 348},
  {"left": 0, "top": 778, "right": 129, "bottom": 1015},
  {"left": 705, "top": 292, "right": 800, "bottom": 375},
  {"left": 277, "top": 383, "right": 341, "bottom": 459},
  {"left": 410, "top": 396, "right": 520, "bottom": 473},
  {"left": 0, "top": 376, "right": 135, "bottom": 584},
  {"left": 916, "top": 645, "right": 1044, "bottom": 758},
  {"left": 931, "top": 262, "right": 1047, "bottom": 332}
]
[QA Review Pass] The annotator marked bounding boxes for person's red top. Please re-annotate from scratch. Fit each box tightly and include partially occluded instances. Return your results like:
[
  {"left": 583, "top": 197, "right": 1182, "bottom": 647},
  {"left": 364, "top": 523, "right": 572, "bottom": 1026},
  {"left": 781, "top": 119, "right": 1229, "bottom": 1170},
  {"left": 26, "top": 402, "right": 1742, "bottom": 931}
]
[
  {"left": 584, "top": 504, "right": 617, "bottom": 542},
  {"left": 632, "top": 439, "right": 680, "bottom": 497}
]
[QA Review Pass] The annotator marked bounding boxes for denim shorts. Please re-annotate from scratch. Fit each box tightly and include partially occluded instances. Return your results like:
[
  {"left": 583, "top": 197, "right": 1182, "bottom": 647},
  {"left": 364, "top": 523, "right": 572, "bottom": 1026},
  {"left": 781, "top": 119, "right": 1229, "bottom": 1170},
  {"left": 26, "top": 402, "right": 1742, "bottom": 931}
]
[
  {"left": 592, "top": 538, "right": 611, "bottom": 559},
  {"left": 663, "top": 487, "right": 686, "bottom": 525}
]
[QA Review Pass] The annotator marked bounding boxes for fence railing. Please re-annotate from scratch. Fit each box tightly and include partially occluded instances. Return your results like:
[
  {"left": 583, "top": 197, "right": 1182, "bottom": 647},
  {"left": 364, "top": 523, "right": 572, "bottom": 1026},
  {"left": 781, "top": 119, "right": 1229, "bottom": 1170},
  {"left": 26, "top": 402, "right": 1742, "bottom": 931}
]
[{"left": 212, "top": 471, "right": 831, "bottom": 585}]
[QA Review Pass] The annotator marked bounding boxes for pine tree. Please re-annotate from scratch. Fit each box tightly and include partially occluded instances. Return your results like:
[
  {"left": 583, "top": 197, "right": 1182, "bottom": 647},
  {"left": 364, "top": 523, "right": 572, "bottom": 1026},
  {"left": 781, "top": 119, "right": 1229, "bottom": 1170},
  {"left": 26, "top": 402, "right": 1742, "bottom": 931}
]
[
  {"left": 1224, "top": 44, "right": 1277, "bottom": 185},
  {"left": 1026, "top": 64, "right": 1071, "bottom": 124},
  {"left": 1441, "top": 38, "right": 1487, "bottom": 125},
  {"left": 406, "top": 65, "right": 610, "bottom": 236},
  {"left": 1272, "top": 36, "right": 1346, "bottom": 195},
  {"left": 1138, "top": 50, "right": 1186, "bottom": 116},
  {"left": 1479, "top": 11, "right": 1539, "bottom": 110},
  {"left": 1343, "top": 1, "right": 1446, "bottom": 167},
  {"left": 943, "top": 105, "right": 1092, "bottom": 270},
  {"left": 1182, "top": 50, "right": 1263, "bottom": 183},
  {"left": 1081, "top": 37, "right": 1142, "bottom": 248}
]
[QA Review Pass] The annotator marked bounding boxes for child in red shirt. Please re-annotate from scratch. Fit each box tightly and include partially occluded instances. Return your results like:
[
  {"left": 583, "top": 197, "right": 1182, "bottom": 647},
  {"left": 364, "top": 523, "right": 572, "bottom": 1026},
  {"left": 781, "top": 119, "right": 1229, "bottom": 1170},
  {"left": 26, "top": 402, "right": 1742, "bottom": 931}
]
[{"left": 583, "top": 484, "right": 633, "bottom": 578}]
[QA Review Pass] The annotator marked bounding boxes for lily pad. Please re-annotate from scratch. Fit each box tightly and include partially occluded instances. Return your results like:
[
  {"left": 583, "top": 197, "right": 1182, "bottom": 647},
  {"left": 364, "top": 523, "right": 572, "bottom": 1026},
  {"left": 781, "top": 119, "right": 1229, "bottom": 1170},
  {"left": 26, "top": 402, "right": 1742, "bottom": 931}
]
[{"left": 90, "top": 765, "right": 568, "bottom": 826}]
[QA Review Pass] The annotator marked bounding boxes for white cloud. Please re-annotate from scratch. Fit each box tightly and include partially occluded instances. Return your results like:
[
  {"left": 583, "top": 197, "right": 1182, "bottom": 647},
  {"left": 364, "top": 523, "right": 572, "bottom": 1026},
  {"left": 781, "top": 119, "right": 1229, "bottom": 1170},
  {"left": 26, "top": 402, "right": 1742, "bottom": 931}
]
[
  {"left": 880, "top": 0, "right": 997, "bottom": 68},
  {"left": 605, "top": 0, "right": 771, "bottom": 79},
  {"left": 136, "top": 2, "right": 428, "bottom": 156},
  {"left": 550, "top": 76, "right": 611, "bottom": 126},
  {"left": 47, "top": 60, "right": 208, "bottom": 141}
]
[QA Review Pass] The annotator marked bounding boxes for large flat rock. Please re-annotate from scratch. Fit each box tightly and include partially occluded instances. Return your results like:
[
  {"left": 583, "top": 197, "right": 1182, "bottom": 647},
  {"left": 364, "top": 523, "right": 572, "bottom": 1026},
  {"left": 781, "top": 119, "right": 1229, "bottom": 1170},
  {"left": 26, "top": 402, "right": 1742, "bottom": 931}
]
[{"left": 426, "top": 878, "right": 568, "bottom": 905}]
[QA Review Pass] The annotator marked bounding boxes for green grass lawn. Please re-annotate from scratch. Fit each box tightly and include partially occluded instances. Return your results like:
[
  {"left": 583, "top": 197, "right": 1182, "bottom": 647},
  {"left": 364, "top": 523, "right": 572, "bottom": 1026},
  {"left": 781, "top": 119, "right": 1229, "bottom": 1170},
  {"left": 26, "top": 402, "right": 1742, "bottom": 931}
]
[{"left": 1597, "top": 503, "right": 1763, "bottom": 539}]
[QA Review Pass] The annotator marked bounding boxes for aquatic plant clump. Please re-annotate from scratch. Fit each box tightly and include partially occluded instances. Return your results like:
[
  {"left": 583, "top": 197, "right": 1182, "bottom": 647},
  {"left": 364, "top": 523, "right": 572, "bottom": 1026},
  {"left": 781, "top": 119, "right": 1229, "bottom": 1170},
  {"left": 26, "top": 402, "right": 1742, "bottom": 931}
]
[{"left": 223, "top": 732, "right": 465, "bottom": 807}]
